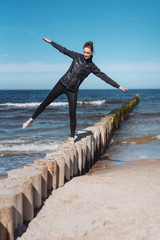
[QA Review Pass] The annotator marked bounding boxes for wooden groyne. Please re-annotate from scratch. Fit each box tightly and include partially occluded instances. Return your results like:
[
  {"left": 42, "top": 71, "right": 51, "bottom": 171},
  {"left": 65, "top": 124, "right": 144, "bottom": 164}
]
[{"left": 0, "top": 94, "right": 139, "bottom": 240}]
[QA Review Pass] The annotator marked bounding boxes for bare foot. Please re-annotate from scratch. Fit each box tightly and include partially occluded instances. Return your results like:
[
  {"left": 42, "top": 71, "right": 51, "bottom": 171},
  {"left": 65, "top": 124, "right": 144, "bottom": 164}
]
[
  {"left": 22, "top": 118, "right": 33, "bottom": 129},
  {"left": 68, "top": 137, "right": 75, "bottom": 145}
]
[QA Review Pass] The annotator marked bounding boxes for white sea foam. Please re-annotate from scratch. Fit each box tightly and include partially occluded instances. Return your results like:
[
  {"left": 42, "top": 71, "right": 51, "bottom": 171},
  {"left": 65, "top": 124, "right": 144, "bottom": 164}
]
[
  {"left": 140, "top": 155, "right": 147, "bottom": 159},
  {"left": 0, "top": 100, "right": 107, "bottom": 108},
  {"left": 88, "top": 100, "right": 107, "bottom": 105},
  {"left": 0, "top": 102, "right": 68, "bottom": 108},
  {"left": 0, "top": 142, "right": 59, "bottom": 153},
  {"left": 110, "top": 139, "right": 114, "bottom": 144},
  {"left": 78, "top": 100, "right": 106, "bottom": 105},
  {"left": 155, "top": 134, "right": 160, "bottom": 139},
  {"left": 1, "top": 138, "right": 27, "bottom": 144},
  {"left": 0, "top": 167, "right": 6, "bottom": 172}
]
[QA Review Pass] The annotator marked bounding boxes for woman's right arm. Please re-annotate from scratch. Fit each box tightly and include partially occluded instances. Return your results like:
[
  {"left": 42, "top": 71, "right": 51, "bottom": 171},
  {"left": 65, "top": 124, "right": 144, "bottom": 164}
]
[{"left": 43, "top": 38, "right": 80, "bottom": 59}]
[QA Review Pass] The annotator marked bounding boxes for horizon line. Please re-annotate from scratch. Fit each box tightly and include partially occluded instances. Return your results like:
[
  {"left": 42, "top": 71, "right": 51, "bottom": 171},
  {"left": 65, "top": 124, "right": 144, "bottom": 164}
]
[{"left": 0, "top": 88, "right": 159, "bottom": 91}]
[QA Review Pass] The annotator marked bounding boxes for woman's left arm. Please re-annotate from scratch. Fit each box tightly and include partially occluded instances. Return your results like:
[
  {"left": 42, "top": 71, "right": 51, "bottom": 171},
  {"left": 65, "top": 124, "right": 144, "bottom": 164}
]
[{"left": 91, "top": 63, "right": 128, "bottom": 91}]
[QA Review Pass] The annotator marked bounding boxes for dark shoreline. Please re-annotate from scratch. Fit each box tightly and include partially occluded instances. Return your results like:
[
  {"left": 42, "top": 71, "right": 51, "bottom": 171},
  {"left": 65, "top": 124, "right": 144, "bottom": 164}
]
[{"left": 0, "top": 172, "right": 8, "bottom": 180}]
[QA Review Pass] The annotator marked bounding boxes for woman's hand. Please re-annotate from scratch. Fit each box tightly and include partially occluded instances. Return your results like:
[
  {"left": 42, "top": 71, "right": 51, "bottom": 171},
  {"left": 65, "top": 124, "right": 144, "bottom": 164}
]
[
  {"left": 43, "top": 38, "right": 51, "bottom": 44},
  {"left": 119, "top": 86, "right": 128, "bottom": 91}
]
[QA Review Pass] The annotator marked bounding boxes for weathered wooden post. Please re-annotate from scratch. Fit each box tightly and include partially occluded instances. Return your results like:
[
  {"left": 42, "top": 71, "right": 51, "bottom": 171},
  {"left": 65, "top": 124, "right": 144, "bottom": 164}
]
[
  {"left": 0, "top": 188, "right": 23, "bottom": 230},
  {"left": 0, "top": 177, "right": 33, "bottom": 222},
  {"left": 24, "top": 163, "right": 48, "bottom": 199},
  {"left": 8, "top": 168, "right": 42, "bottom": 209},
  {"left": 0, "top": 200, "right": 14, "bottom": 240},
  {"left": 34, "top": 159, "right": 57, "bottom": 191}
]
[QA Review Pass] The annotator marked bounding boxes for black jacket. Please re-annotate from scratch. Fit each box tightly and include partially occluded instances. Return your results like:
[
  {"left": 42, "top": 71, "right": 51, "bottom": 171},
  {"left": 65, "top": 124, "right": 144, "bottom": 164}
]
[{"left": 51, "top": 41, "right": 120, "bottom": 92}]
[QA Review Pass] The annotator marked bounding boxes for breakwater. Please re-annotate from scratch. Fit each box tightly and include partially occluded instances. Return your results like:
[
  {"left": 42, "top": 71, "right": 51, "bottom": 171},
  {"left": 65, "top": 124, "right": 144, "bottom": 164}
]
[{"left": 0, "top": 94, "right": 139, "bottom": 240}]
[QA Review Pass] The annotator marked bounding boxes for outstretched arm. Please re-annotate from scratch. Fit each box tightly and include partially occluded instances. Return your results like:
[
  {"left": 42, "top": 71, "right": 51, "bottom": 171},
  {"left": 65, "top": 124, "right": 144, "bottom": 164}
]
[
  {"left": 91, "top": 63, "right": 128, "bottom": 91},
  {"left": 43, "top": 38, "right": 80, "bottom": 59}
]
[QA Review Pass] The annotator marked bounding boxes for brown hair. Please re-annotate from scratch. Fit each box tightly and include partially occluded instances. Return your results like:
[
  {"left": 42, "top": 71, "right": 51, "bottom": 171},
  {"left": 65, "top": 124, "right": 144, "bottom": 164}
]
[{"left": 83, "top": 41, "right": 94, "bottom": 52}]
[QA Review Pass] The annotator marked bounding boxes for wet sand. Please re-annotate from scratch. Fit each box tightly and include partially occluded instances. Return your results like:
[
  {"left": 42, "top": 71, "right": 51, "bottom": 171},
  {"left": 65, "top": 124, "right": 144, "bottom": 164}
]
[{"left": 17, "top": 158, "right": 160, "bottom": 240}]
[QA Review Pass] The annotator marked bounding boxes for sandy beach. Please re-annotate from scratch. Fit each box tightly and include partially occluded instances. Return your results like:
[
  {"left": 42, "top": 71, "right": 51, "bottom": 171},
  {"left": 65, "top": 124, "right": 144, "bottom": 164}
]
[{"left": 17, "top": 158, "right": 160, "bottom": 240}]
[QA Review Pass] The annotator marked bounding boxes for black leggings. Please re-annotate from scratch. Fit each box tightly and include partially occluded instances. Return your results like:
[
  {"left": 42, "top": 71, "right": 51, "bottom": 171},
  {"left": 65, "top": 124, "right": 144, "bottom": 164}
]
[{"left": 32, "top": 81, "right": 78, "bottom": 137}]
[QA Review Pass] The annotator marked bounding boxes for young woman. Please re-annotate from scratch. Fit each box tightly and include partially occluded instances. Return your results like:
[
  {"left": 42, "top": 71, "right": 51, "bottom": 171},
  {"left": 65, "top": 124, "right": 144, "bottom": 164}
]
[{"left": 23, "top": 38, "right": 128, "bottom": 144}]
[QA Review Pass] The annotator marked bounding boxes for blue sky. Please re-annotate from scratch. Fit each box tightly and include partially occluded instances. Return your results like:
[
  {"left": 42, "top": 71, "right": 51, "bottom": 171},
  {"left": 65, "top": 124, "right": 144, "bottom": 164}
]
[{"left": 0, "top": 0, "right": 160, "bottom": 89}]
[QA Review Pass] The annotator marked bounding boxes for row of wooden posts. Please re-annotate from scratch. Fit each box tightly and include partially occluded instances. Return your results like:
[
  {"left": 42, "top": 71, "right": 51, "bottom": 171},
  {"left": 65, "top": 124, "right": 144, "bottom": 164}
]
[{"left": 0, "top": 94, "right": 139, "bottom": 240}]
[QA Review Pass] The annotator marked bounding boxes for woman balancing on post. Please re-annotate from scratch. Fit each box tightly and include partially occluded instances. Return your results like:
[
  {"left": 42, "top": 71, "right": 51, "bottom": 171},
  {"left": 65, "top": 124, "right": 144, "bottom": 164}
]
[{"left": 23, "top": 38, "right": 128, "bottom": 145}]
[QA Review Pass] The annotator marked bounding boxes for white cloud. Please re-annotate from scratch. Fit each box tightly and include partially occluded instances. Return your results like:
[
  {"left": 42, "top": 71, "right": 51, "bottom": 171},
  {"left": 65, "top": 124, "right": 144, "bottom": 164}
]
[
  {"left": 0, "top": 62, "right": 69, "bottom": 72},
  {"left": 0, "top": 61, "right": 160, "bottom": 73},
  {"left": 100, "top": 62, "right": 160, "bottom": 72}
]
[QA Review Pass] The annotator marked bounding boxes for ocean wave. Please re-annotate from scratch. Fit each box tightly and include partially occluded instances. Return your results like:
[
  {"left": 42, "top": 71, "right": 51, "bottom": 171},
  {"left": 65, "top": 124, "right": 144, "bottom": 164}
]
[
  {"left": 0, "top": 141, "right": 59, "bottom": 154},
  {"left": 78, "top": 100, "right": 106, "bottom": 105},
  {"left": 155, "top": 134, "right": 160, "bottom": 139},
  {"left": 0, "top": 102, "right": 68, "bottom": 108},
  {"left": 121, "top": 133, "right": 160, "bottom": 145},
  {"left": 139, "top": 112, "right": 160, "bottom": 117},
  {"left": 0, "top": 167, "right": 6, "bottom": 172},
  {"left": 0, "top": 136, "right": 37, "bottom": 144},
  {"left": 0, "top": 99, "right": 121, "bottom": 108}
]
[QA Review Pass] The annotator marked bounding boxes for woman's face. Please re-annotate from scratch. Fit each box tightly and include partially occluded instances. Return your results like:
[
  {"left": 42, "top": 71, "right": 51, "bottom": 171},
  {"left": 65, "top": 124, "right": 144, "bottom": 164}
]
[{"left": 83, "top": 47, "right": 93, "bottom": 59}]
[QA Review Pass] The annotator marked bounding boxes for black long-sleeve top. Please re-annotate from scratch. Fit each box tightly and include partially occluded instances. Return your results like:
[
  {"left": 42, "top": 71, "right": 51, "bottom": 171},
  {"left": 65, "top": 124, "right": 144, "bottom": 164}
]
[{"left": 51, "top": 41, "right": 120, "bottom": 92}]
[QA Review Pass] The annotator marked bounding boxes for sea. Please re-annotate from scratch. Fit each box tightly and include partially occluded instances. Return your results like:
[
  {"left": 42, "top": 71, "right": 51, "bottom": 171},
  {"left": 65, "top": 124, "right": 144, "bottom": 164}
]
[{"left": 0, "top": 89, "right": 159, "bottom": 173}]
